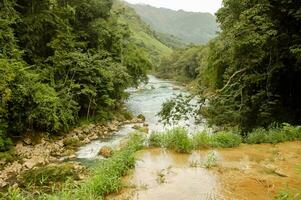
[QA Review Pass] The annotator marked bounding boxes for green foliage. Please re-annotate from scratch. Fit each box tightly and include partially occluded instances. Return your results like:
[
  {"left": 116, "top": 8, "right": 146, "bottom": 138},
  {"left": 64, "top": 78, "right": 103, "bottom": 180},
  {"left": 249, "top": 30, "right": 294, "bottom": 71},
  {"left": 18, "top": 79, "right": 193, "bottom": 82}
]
[
  {"left": 245, "top": 123, "right": 301, "bottom": 144},
  {"left": 202, "top": 151, "right": 218, "bottom": 169},
  {"left": 0, "top": 0, "right": 153, "bottom": 145},
  {"left": 114, "top": 1, "right": 172, "bottom": 66},
  {"left": 21, "top": 164, "right": 78, "bottom": 187},
  {"left": 157, "top": 46, "right": 205, "bottom": 81},
  {"left": 192, "top": 132, "right": 212, "bottom": 149},
  {"left": 211, "top": 131, "right": 242, "bottom": 148},
  {"left": 193, "top": 131, "right": 242, "bottom": 149},
  {"left": 1, "top": 134, "right": 144, "bottom": 200},
  {"left": 197, "top": 0, "right": 301, "bottom": 131},
  {"left": 149, "top": 128, "right": 193, "bottom": 153},
  {"left": 149, "top": 128, "right": 242, "bottom": 152}
]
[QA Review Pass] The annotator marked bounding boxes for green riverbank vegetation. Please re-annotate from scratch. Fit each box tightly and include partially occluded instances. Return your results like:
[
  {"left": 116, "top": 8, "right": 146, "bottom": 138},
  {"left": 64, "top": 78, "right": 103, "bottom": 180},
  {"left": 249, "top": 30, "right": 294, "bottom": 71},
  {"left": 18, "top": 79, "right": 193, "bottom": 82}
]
[
  {"left": 149, "top": 124, "right": 301, "bottom": 153},
  {"left": 1, "top": 133, "right": 144, "bottom": 200},
  {"left": 158, "top": 0, "right": 301, "bottom": 134},
  {"left": 0, "top": 0, "right": 154, "bottom": 151}
]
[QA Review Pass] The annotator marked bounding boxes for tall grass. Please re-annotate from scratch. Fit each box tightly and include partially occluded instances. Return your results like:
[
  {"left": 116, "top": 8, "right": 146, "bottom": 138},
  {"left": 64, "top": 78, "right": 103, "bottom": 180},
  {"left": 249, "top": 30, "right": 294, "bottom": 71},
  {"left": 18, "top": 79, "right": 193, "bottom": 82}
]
[
  {"left": 149, "top": 128, "right": 193, "bottom": 153},
  {"left": 149, "top": 123, "right": 301, "bottom": 153},
  {"left": 245, "top": 123, "right": 301, "bottom": 144},
  {"left": 2, "top": 133, "right": 145, "bottom": 200},
  {"left": 149, "top": 128, "right": 242, "bottom": 152}
]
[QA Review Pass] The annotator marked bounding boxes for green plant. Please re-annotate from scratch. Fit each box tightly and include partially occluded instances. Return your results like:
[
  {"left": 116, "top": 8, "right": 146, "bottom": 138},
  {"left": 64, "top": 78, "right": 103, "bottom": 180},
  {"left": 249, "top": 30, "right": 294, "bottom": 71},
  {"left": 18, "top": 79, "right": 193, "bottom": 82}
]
[
  {"left": 149, "top": 128, "right": 193, "bottom": 153},
  {"left": 211, "top": 131, "right": 242, "bottom": 148},
  {"left": 21, "top": 164, "right": 79, "bottom": 188},
  {"left": 246, "top": 124, "right": 301, "bottom": 144},
  {"left": 202, "top": 151, "right": 218, "bottom": 169},
  {"left": 192, "top": 132, "right": 212, "bottom": 149}
]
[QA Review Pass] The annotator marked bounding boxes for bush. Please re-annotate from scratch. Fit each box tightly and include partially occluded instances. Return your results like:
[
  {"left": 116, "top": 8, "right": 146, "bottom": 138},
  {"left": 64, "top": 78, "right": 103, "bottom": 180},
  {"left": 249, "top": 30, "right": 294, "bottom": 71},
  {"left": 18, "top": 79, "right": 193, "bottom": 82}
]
[
  {"left": 211, "top": 131, "right": 242, "bottom": 148},
  {"left": 245, "top": 123, "right": 301, "bottom": 144},
  {"left": 192, "top": 132, "right": 212, "bottom": 149},
  {"left": 149, "top": 128, "right": 193, "bottom": 153}
]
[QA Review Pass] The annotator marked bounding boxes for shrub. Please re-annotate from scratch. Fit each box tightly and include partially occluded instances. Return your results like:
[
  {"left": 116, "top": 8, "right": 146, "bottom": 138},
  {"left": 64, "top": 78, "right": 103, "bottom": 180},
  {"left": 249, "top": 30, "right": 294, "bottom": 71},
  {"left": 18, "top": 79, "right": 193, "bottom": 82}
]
[
  {"left": 192, "top": 132, "right": 212, "bottom": 149},
  {"left": 211, "top": 131, "right": 242, "bottom": 148},
  {"left": 165, "top": 128, "right": 193, "bottom": 153},
  {"left": 245, "top": 123, "right": 301, "bottom": 144},
  {"left": 149, "top": 128, "right": 193, "bottom": 153}
]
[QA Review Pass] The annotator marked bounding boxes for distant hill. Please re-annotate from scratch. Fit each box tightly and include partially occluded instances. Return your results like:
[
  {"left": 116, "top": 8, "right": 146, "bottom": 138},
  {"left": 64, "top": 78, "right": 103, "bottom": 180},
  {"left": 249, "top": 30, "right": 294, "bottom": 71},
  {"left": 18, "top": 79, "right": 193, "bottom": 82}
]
[
  {"left": 113, "top": 2, "right": 173, "bottom": 65},
  {"left": 126, "top": 3, "right": 219, "bottom": 44}
]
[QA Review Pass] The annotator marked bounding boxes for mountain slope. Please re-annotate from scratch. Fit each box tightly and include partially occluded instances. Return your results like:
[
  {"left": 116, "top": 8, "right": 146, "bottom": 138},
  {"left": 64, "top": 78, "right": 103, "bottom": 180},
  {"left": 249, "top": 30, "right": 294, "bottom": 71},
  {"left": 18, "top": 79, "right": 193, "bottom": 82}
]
[
  {"left": 113, "top": 2, "right": 173, "bottom": 65},
  {"left": 126, "top": 3, "right": 219, "bottom": 44}
]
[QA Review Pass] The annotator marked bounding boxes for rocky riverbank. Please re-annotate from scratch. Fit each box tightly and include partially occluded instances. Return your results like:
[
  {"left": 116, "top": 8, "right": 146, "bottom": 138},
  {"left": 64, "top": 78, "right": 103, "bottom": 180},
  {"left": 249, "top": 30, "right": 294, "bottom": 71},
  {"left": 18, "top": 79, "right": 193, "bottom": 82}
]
[{"left": 0, "top": 117, "right": 145, "bottom": 188}]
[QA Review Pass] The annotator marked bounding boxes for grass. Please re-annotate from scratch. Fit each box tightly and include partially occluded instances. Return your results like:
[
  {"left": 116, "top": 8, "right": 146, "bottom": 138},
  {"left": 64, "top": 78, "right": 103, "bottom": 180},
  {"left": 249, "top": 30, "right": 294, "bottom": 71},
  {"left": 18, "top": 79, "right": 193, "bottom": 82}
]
[
  {"left": 202, "top": 151, "right": 218, "bottom": 169},
  {"left": 21, "top": 163, "right": 80, "bottom": 189},
  {"left": 245, "top": 123, "right": 301, "bottom": 144},
  {"left": 149, "top": 128, "right": 242, "bottom": 152},
  {"left": 149, "top": 123, "right": 301, "bottom": 153},
  {"left": 2, "top": 133, "right": 145, "bottom": 200},
  {"left": 149, "top": 128, "right": 193, "bottom": 153}
]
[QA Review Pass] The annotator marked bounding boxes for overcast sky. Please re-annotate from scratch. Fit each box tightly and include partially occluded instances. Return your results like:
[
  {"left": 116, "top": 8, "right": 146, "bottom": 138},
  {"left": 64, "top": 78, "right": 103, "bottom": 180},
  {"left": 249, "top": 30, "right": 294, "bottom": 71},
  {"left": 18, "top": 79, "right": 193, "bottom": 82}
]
[{"left": 124, "top": 0, "right": 223, "bottom": 14}]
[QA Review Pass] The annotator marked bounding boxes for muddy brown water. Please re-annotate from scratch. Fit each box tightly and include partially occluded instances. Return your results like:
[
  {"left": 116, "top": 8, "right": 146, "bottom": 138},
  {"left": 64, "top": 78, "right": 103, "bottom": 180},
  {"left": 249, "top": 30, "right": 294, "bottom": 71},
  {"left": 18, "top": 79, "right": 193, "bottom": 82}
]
[
  {"left": 107, "top": 149, "right": 221, "bottom": 200},
  {"left": 108, "top": 141, "right": 301, "bottom": 200}
]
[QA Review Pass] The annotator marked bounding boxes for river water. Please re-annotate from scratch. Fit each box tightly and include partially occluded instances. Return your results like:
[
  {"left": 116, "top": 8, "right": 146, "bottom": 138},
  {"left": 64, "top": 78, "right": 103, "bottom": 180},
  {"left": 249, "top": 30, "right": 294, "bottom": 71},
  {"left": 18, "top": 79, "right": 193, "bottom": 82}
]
[
  {"left": 76, "top": 75, "right": 203, "bottom": 159},
  {"left": 76, "top": 75, "right": 220, "bottom": 200}
]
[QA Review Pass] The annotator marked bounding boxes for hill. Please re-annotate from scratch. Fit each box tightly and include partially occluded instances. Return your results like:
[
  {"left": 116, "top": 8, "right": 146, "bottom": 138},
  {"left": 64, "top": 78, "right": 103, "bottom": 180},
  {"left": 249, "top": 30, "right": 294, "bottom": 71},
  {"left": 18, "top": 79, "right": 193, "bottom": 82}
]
[
  {"left": 126, "top": 3, "right": 219, "bottom": 44},
  {"left": 113, "top": 2, "right": 174, "bottom": 65}
]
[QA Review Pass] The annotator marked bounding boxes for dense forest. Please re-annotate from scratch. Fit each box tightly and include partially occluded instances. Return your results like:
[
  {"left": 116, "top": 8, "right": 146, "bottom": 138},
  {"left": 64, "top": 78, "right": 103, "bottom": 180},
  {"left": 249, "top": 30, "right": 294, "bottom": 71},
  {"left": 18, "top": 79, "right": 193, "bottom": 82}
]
[
  {"left": 0, "top": 0, "right": 152, "bottom": 150},
  {"left": 159, "top": 0, "right": 301, "bottom": 133}
]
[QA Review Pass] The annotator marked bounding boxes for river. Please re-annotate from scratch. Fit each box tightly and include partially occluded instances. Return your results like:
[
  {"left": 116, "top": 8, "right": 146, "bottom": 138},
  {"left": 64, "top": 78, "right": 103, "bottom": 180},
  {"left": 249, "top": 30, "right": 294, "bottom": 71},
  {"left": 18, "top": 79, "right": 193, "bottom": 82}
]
[{"left": 76, "top": 75, "right": 220, "bottom": 200}]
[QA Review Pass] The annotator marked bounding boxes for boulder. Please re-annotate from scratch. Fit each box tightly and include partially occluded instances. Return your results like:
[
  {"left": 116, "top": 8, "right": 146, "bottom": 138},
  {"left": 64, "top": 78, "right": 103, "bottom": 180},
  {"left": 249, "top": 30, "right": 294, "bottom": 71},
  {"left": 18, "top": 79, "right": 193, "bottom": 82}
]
[
  {"left": 23, "top": 138, "right": 32, "bottom": 145},
  {"left": 137, "top": 114, "right": 146, "bottom": 122},
  {"left": 98, "top": 146, "right": 113, "bottom": 158},
  {"left": 132, "top": 124, "right": 142, "bottom": 130}
]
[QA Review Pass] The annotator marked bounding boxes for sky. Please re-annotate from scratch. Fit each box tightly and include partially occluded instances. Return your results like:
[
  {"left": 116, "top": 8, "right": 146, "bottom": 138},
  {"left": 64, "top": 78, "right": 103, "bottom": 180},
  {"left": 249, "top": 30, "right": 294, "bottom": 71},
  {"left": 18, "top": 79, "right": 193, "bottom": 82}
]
[{"left": 124, "top": 0, "right": 223, "bottom": 14}]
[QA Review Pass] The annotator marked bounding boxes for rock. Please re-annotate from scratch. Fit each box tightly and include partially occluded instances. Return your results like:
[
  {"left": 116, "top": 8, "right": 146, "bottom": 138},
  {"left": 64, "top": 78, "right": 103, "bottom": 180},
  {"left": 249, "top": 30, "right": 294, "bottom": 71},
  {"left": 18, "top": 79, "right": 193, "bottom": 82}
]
[
  {"left": 0, "top": 180, "right": 8, "bottom": 187},
  {"left": 88, "top": 124, "right": 96, "bottom": 129},
  {"left": 132, "top": 124, "right": 142, "bottom": 130},
  {"left": 83, "top": 138, "right": 91, "bottom": 144},
  {"left": 23, "top": 138, "right": 32, "bottom": 145},
  {"left": 108, "top": 124, "right": 118, "bottom": 131},
  {"left": 98, "top": 146, "right": 113, "bottom": 158},
  {"left": 83, "top": 128, "right": 90, "bottom": 134},
  {"left": 89, "top": 134, "right": 98, "bottom": 140},
  {"left": 137, "top": 114, "right": 146, "bottom": 122},
  {"left": 74, "top": 129, "right": 83, "bottom": 135}
]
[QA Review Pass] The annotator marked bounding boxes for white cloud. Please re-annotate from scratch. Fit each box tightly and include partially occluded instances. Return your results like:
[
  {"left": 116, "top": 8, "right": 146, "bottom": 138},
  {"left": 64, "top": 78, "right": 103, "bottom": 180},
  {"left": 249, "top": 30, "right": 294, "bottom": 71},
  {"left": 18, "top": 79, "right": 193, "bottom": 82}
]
[{"left": 124, "top": 0, "right": 223, "bottom": 14}]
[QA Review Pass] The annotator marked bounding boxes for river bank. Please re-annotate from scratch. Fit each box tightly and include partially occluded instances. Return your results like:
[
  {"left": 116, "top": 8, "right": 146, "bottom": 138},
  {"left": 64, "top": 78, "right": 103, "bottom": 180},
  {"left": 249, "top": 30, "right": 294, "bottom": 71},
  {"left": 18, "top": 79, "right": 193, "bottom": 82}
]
[{"left": 0, "top": 115, "right": 145, "bottom": 189}]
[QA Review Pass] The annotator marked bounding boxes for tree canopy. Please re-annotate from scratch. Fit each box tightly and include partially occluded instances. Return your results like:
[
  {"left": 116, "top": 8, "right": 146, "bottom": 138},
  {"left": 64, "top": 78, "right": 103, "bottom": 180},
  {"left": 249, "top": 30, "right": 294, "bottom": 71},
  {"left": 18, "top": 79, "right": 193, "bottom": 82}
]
[{"left": 0, "top": 0, "right": 152, "bottom": 150}]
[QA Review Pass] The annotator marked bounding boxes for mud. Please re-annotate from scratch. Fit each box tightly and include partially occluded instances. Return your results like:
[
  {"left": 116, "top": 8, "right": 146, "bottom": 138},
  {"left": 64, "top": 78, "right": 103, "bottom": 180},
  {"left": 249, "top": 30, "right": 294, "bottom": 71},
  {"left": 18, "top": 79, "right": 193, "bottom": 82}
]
[{"left": 107, "top": 141, "right": 301, "bottom": 200}]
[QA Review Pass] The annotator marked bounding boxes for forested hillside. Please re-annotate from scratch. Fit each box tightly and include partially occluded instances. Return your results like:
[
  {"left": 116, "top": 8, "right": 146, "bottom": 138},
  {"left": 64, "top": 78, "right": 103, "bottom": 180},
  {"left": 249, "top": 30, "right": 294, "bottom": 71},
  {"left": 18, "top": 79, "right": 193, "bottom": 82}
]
[
  {"left": 160, "top": 0, "right": 301, "bottom": 132},
  {"left": 127, "top": 3, "right": 219, "bottom": 44},
  {"left": 0, "top": 0, "right": 153, "bottom": 150},
  {"left": 113, "top": 2, "right": 173, "bottom": 65}
]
